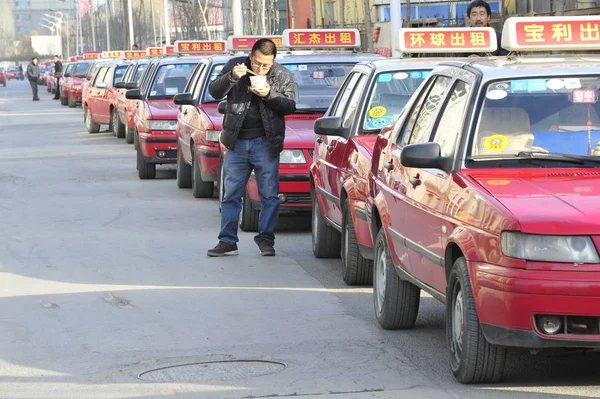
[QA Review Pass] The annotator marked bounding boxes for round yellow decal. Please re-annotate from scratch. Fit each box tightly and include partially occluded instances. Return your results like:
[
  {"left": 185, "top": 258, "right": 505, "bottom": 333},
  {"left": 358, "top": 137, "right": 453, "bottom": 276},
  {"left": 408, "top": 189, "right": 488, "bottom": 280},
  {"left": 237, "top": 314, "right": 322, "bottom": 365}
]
[
  {"left": 487, "top": 180, "right": 510, "bottom": 186},
  {"left": 483, "top": 135, "right": 509, "bottom": 151},
  {"left": 369, "top": 106, "right": 387, "bottom": 118}
]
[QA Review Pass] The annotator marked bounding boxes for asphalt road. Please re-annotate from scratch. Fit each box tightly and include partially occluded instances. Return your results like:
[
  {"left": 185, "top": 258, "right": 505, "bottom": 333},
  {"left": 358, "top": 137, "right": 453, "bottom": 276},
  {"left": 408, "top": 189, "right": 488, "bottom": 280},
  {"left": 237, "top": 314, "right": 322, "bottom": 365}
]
[{"left": 1, "top": 80, "right": 600, "bottom": 399}]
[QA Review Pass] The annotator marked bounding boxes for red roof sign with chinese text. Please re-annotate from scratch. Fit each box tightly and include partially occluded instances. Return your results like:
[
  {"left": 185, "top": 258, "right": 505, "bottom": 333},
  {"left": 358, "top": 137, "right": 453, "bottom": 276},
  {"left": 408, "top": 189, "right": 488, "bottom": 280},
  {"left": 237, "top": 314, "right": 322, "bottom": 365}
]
[
  {"left": 282, "top": 29, "right": 361, "bottom": 48},
  {"left": 82, "top": 51, "right": 101, "bottom": 60},
  {"left": 101, "top": 51, "right": 124, "bottom": 59},
  {"left": 502, "top": 16, "right": 600, "bottom": 51},
  {"left": 146, "top": 47, "right": 165, "bottom": 57},
  {"left": 227, "top": 35, "right": 284, "bottom": 51},
  {"left": 397, "top": 27, "right": 497, "bottom": 53},
  {"left": 124, "top": 51, "right": 146, "bottom": 59},
  {"left": 174, "top": 40, "right": 227, "bottom": 54},
  {"left": 164, "top": 45, "right": 175, "bottom": 55}
]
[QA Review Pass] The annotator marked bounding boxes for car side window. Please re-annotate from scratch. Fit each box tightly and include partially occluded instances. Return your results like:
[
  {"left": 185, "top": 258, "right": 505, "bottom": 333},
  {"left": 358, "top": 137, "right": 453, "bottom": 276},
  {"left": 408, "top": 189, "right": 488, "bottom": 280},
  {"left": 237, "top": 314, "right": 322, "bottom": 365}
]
[
  {"left": 330, "top": 72, "right": 361, "bottom": 118},
  {"left": 122, "top": 64, "right": 135, "bottom": 82},
  {"left": 394, "top": 77, "right": 437, "bottom": 145},
  {"left": 398, "top": 76, "right": 452, "bottom": 146},
  {"left": 140, "top": 64, "right": 156, "bottom": 95},
  {"left": 341, "top": 74, "right": 368, "bottom": 128},
  {"left": 432, "top": 80, "right": 471, "bottom": 157},
  {"left": 93, "top": 67, "right": 108, "bottom": 87},
  {"left": 101, "top": 67, "right": 113, "bottom": 85},
  {"left": 191, "top": 64, "right": 207, "bottom": 101}
]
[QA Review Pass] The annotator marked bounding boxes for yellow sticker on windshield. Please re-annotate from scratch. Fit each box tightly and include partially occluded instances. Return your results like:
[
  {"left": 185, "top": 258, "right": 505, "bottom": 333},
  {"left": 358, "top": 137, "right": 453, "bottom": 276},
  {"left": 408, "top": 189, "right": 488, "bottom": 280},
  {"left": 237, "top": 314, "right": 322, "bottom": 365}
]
[
  {"left": 369, "top": 106, "right": 387, "bottom": 118},
  {"left": 483, "top": 135, "right": 508, "bottom": 151}
]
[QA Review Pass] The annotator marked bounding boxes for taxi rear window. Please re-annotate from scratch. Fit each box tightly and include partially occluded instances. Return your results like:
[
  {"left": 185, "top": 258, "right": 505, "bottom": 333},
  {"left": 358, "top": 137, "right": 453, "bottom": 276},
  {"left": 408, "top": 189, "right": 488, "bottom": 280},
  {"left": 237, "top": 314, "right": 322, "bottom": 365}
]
[
  {"left": 363, "top": 70, "right": 430, "bottom": 131},
  {"left": 472, "top": 76, "right": 600, "bottom": 160},
  {"left": 149, "top": 63, "right": 197, "bottom": 99},
  {"left": 283, "top": 63, "right": 354, "bottom": 111}
]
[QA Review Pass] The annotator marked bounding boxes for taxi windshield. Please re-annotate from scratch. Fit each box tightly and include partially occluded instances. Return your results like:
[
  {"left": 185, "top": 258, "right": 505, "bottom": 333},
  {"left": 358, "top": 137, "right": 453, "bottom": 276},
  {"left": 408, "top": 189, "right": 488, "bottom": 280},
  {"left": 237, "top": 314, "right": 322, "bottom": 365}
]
[
  {"left": 470, "top": 76, "right": 600, "bottom": 165},
  {"left": 149, "top": 63, "right": 197, "bottom": 99},
  {"left": 283, "top": 63, "right": 354, "bottom": 111},
  {"left": 363, "top": 70, "right": 430, "bottom": 132},
  {"left": 74, "top": 62, "right": 90, "bottom": 77},
  {"left": 202, "top": 64, "right": 224, "bottom": 103}
]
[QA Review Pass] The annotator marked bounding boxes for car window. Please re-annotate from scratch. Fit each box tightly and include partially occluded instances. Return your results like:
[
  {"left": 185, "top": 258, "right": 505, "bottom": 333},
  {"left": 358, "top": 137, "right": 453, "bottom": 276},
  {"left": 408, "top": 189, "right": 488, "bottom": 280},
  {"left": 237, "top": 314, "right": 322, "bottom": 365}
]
[
  {"left": 188, "top": 64, "right": 206, "bottom": 101},
  {"left": 101, "top": 67, "right": 113, "bottom": 85},
  {"left": 92, "top": 67, "right": 108, "bottom": 86},
  {"left": 202, "top": 64, "right": 225, "bottom": 103},
  {"left": 114, "top": 65, "right": 128, "bottom": 84},
  {"left": 405, "top": 76, "right": 452, "bottom": 145},
  {"left": 73, "top": 62, "right": 90, "bottom": 77},
  {"left": 330, "top": 72, "right": 361, "bottom": 118},
  {"left": 283, "top": 63, "right": 355, "bottom": 111},
  {"left": 471, "top": 75, "right": 600, "bottom": 159},
  {"left": 121, "top": 64, "right": 135, "bottom": 82},
  {"left": 341, "top": 74, "right": 368, "bottom": 128},
  {"left": 433, "top": 80, "right": 471, "bottom": 157},
  {"left": 140, "top": 63, "right": 157, "bottom": 95},
  {"left": 132, "top": 63, "right": 148, "bottom": 84},
  {"left": 148, "top": 63, "right": 197, "bottom": 99},
  {"left": 65, "top": 63, "right": 75, "bottom": 75},
  {"left": 395, "top": 77, "right": 438, "bottom": 145},
  {"left": 363, "top": 70, "right": 431, "bottom": 132}
]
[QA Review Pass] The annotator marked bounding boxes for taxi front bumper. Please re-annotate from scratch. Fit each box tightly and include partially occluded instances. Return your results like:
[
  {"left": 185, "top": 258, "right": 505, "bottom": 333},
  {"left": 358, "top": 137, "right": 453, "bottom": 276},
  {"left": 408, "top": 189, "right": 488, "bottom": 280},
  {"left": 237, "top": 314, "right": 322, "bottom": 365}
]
[
  {"left": 470, "top": 261, "right": 600, "bottom": 349},
  {"left": 139, "top": 131, "right": 177, "bottom": 164},
  {"left": 196, "top": 142, "right": 220, "bottom": 182},
  {"left": 247, "top": 171, "right": 311, "bottom": 212}
]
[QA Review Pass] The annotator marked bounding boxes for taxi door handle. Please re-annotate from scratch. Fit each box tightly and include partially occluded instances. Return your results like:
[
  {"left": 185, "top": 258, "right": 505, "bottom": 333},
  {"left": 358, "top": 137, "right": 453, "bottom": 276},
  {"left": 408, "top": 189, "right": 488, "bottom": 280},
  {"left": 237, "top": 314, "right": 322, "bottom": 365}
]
[
  {"left": 183, "top": 109, "right": 188, "bottom": 115},
  {"left": 316, "top": 138, "right": 322, "bottom": 144},
  {"left": 409, "top": 175, "right": 422, "bottom": 187},
  {"left": 326, "top": 145, "right": 334, "bottom": 152},
  {"left": 383, "top": 161, "right": 393, "bottom": 170}
]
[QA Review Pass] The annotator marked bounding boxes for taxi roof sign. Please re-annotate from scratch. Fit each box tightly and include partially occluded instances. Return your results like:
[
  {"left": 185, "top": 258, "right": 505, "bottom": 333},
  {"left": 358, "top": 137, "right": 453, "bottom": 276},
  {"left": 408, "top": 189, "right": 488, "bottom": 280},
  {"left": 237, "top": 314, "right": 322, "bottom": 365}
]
[
  {"left": 502, "top": 16, "right": 600, "bottom": 52},
  {"left": 164, "top": 45, "right": 176, "bottom": 55},
  {"left": 227, "top": 35, "right": 284, "bottom": 51},
  {"left": 101, "top": 50, "right": 124, "bottom": 59},
  {"left": 146, "top": 47, "right": 165, "bottom": 57},
  {"left": 397, "top": 27, "right": 497, "bottom": 53},
  {"left": 282, "top": 29, "right": 361, "bottom": 48},
  {"left": 174, "top": 40, "right": 227, "bottom": 54},
  {"left": 82, "top": 51, "right": 101, "bottom": 60},
  {"left": 124, "top": 50, "right": 146, "bottom": 59}
]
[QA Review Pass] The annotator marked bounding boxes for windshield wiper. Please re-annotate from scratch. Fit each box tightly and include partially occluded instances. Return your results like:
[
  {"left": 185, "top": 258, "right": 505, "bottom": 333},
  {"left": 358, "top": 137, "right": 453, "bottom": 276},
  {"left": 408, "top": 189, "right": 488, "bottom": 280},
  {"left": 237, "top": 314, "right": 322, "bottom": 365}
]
[{"left": 295, "top": 108, "right": 325, "bottom": 114}]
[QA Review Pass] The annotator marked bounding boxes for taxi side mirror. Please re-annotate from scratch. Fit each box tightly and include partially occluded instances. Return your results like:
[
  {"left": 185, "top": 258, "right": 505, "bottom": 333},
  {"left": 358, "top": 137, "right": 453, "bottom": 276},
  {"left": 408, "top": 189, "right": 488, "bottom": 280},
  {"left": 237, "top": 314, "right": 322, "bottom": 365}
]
[
  {"left": 114, "top": 81, "right": 127, "bottom": 89},
  {"left": 125, "top": 88, "right": 142, "bottom": 100},
  {"left": 174, "top": 92, "right": 194, "bottom": 106},
  {"left": 400, "top": 142, "right": 453, "bottom": 173},
  {"left": 64, "top": 73, "right": 71, "bottom": 78},
  {"left": 314, "top": 116, "right": 348, "bottom": 138},
  {"left": 125, "top": 82, "right": 137, "bottom": 90},
  {"left": 86, "top": 76, "right": 92, "bottom": 81},
  {"left": 217, "top": 100, "right": 227, "bottom": 114},
  {"left": 96, "top": 82, "right": 108, "bottom": 89}
]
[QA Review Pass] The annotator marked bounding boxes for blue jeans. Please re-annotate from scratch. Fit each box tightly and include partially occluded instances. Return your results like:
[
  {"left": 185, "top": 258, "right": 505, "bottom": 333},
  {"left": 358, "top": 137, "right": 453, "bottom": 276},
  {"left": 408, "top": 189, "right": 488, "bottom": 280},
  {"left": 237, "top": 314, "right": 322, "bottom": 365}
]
[{"left": 219, "top": 137, "right": 280, "bottom": 246}]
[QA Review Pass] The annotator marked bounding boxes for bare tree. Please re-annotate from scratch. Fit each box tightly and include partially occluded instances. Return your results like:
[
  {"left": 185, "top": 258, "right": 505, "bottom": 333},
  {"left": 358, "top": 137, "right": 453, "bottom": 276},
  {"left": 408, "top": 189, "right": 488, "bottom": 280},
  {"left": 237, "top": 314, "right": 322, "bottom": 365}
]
[{"left": 553, "top": 0, "right": 565, "bottom": 16}]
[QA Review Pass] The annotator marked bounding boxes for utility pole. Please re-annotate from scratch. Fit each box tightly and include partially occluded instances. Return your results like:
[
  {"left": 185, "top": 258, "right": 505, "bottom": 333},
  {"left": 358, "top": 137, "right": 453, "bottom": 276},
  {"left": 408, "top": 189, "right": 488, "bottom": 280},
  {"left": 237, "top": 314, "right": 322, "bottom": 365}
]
[
  {"left": 127, "top": 0, "right": 134, "bottom": 48},
  {"left": 310, "top": 0, "right": 316, "bottom": 28},
  {"left": 150, "top": 0, "right": 157, "bottom": 46},
  {"left": 288, "top": 0, "right": 295, "bottom": 29},
  {"left": 164, "top": 0, "right": 170, "bottom": 45},
  {"left": 232, "top": 0, "right": 243, "bottom": 35},
  {"left": 390, "top": 0, "right": 401, "bottom": 57},
  {"left": 105, "top": 1, "right": 110, "bottom": 50},
  {"left": 405, "top": 0, "right": 411, "bottom": 28},
  {"left": 90, "top": 0, "right": 97, "bottom": 50},
  {"left": 362, "top": 0, "right": 373, "bottom": 52},
  {"left": 65, "top": 12, "right": 70, "bottom": 57}
]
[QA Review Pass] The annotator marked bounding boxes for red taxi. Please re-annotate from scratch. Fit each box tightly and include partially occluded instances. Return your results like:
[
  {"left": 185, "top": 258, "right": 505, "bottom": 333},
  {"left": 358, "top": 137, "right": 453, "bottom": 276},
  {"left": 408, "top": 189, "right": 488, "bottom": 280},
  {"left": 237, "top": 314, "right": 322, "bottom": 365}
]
[
  {"left": 113, "top": 53, "right": 149, "bottom": 142},
  {"left": 0, "top": 68, "right": 6, "bottom": 87},
  {"left": 61, "top": 60, "right": 91, "bottom": 107},
  {"left": 217, "top": 30, "right": 383, "bottom": 232},
  {"left": 367, "top": 19, "right": 600, "bottom": 384},
  {"left": 6, "top": 66, "right": 21, "bottom": 80},
  {"left": 311, "top": 59, "right": 438, "bottom": 285},
  {"left": 84, "top": 60, "right": 130, "bottom": 133},
  {"left": 125, "top": 50, "right": 200, "bottom": 179}
]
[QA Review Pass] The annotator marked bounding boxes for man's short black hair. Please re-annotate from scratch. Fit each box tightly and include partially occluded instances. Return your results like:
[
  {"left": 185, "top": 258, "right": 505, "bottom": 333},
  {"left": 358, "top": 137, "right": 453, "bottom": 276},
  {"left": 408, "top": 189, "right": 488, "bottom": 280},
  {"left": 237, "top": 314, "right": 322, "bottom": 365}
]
[
  {"left": 54, "top": 55, "right": 60, "bottom": 58},
  {"left": 32, "top": 57, "right": 37, "bottom": 61},
  {"left": 251, "top": 39, "right": 277, "bottom": 58},
  {"left": 467, "top": 0, "right": 491, "bottom": 17}
]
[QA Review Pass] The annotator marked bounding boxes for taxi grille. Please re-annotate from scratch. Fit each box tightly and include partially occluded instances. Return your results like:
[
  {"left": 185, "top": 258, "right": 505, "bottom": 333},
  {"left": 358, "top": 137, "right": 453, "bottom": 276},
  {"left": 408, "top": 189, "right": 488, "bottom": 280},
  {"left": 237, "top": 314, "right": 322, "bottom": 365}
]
[{"left": 284, "top": 193, "right": 311, "bottom": 204}]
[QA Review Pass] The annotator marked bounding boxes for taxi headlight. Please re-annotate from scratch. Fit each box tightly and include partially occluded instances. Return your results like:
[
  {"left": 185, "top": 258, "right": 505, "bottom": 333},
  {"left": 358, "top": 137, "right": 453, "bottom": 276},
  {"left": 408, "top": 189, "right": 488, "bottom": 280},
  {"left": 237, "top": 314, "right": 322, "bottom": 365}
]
[
  {"left": 501, "top": 232, "right": 600, "bottom": 263},
  {"left": 206, "top": 130, "right": 220, "bottom": 142},
  {"left": 146, "top": 120, "right": 177, "bottom": 131},
  {"left": 279, "top": 149, "right": 306, "bottom": 164}
]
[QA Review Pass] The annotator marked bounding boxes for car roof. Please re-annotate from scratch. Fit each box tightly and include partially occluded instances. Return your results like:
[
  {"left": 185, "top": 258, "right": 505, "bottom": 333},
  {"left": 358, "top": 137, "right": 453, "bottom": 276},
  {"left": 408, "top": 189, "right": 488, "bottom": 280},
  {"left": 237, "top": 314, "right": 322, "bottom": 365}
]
[
  {"left": 276, "top": 51, "right": 383, "bottom": 64},
  {"left": 440, "top": 54, "right": 600, "bottom": 82},
  {"left": 154, "top": 56, "right": 204, "bottom": 66},
  {"left": 357, "top": 57, "right": 448, "bottom": 72}
]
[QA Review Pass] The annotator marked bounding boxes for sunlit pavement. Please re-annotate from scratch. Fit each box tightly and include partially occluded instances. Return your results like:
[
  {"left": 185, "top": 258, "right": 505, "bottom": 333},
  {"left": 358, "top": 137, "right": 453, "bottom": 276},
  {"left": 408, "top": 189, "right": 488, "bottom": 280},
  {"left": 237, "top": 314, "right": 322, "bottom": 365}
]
[{"left": 1, "top": 80, "right": 599, "bottom": 398}]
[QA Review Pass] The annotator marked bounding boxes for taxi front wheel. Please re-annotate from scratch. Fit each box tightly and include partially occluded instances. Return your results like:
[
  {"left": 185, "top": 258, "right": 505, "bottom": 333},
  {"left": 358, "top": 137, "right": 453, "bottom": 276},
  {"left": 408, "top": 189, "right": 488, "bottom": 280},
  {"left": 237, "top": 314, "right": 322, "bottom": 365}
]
[
  {"left": 191, "top": 150, "right": 213, "bottom": 198},
  {"left": 125, "top": 127, "right": 134, "bottom": 144},
  {"left": 85, "top": 107, "right": 100, "bottom": 134},
  {"left": 342, "top": 201, "right": 373, "bottom": 286},
  {"left": 373, "top": 228, "right": 420, "bottom": 330},
  {"left": 137, "top": 148, "right": 156, "bottom": 179},
  {"left": 446, "top": 257, "right": 506, "bottom": 384},
  {"left": 176, "top": 147, "right": 192, "bottom": 189},
  {"left": 239, "top": 192, "right": 259, "bottom": 232},
  {"left": 311, "top": 189, "right": 341, "bottom": 258}
]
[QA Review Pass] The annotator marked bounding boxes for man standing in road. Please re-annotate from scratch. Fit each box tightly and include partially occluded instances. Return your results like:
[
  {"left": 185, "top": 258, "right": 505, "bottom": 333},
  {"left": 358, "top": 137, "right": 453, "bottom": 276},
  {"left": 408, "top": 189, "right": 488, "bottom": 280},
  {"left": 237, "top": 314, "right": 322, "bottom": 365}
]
[
  {"left": 53, "top": 55, "right": 63, "bottom": 100},
  {"left": 464, "top": 0, "right": 508, "bottom": 57},
  {"left": 26, "top": 57, "right": 40, "bottom": 101},
  {"left": 207, "top": 39, "right": 296, "bottom": 257}
]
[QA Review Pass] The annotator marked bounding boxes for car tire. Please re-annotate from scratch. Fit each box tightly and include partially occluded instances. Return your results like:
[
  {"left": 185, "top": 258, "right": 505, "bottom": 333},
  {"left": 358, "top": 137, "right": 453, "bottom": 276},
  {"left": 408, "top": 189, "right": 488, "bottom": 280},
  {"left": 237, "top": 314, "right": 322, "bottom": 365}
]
[
  {"left": 373, "top": 228, "right": 420, "bottom": 330},
  {"left": 239, "top": 191, "right": 259, "bottom": 232},
  {"left": 134, "top": 128, "right": 140, "bottom": 150},
  {"left": 176, "top": 145, "right": 192, "bottom": 189},
  {"left": 342, "top": 200, "right": 373, "bottom": 286},
  {"left": 447, "top": 257, "right": 506, "bottom": 384},
  {"left": 47, "top": 87, "right": 51, "bottom": 92},
  {"left": 191, "top": 150, "right": 213, "bottom": 198},
  {"left": 85, "top": 107, "right": 100, "bottom": 134},
  {"left": 137, "top": 147, "right": 156, "bottom": 179},
  {"left": 125, "top": 126, "right": 134, "bottom": 144},
  {"left": 61, "top": 95, "right": 67, "bottom": 106},
  {"left": 111, "top": 109, "right": 125, "bottom": 138},
  {"left": 311, "top": 189, "right": 341, "bottom": 258},
  {"left": 217, "top": 157, "right": 224, "bottom": 213},
  {"left": 68, "top": 95, "right": 75, "bottom": 108}
]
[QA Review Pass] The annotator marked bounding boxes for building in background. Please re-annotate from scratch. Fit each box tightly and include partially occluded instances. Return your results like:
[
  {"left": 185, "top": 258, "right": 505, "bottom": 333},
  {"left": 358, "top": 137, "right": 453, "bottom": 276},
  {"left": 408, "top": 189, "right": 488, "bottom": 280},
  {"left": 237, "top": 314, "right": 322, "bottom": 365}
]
[{"left": 12, "top": 0, "right": 71, "bottom": 39}]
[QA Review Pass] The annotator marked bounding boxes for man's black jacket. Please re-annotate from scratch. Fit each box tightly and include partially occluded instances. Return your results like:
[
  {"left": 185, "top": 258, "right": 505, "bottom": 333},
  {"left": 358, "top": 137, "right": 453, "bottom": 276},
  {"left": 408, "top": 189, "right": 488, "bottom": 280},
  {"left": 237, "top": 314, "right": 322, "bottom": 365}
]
[
  {"left": 54, "top": 60, "right": 63, "bottom": 75},
  {"left": 208, "top": 56, "right": 296, "bottom": 154}
]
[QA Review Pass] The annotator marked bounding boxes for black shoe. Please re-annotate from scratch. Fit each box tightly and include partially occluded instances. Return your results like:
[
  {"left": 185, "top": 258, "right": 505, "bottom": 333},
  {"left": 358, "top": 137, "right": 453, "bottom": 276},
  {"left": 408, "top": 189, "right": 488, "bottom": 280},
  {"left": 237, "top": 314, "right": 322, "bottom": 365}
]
[
  {"left": 207, "top": 241, "right": 239, "bottom": 257},
  {"left": 53, "top": 97, "right": 59, "bottom": 100},
  {"left": 258, "top": 241, "right": 276, "bottom": 256},
  {"left": 33, "top": 98, "right": 40, "bottom": 101}
]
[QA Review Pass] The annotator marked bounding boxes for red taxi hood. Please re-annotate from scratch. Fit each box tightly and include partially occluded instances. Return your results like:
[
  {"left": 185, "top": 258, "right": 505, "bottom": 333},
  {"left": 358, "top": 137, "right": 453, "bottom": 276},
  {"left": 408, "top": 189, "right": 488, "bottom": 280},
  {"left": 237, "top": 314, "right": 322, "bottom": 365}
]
[
  {"left": 72, "top": 76, "right": 83, "bottom": 85},
  {"left": 200, "top": 103, "right": 223, "bottom": 129},
  {"left": 283, "top": 114, "right": 323, "bottom": 148},
  {"left": 469, "top": 170, "right": 600, "bottom": 235},
  {"left": 147, "top": 99, "right": 179, "bottom": 119}
]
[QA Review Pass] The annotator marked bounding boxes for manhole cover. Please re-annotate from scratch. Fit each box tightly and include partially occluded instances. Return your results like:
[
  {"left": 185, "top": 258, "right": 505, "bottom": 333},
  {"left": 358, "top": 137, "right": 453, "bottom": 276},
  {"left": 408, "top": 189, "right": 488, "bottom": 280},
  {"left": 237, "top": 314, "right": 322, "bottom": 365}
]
[{"left": 138, "top": 360, "right": 286, "bottom": 382}]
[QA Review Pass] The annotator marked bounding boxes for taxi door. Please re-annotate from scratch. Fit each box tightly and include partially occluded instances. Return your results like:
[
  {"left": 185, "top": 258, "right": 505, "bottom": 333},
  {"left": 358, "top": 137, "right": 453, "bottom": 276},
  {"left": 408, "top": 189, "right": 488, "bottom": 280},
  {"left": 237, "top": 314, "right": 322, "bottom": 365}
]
[
  {"left": 178, "top": 63, "right": 206, "bottom": 163},
  {"left": 315, "top": 72, "right": 365, "bottom": 225},
  {"left": 89, "top": 66, "right": 111, "bottom": 124},
  {"left": 400, "top": 76, "right": 472, "bottom": 293}
]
